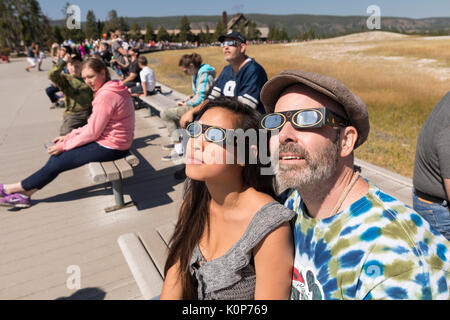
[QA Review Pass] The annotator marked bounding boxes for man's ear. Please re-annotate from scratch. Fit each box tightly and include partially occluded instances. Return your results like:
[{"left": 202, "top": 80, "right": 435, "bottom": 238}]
[
  {"left": 240, "top": 43, "right": 247, "bottom": 54},
  {"left": 340, "top": 126, "right": 358, "bottom": 157}
]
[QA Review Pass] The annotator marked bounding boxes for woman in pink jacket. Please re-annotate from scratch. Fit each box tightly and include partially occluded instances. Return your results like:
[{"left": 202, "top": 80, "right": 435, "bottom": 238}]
[{"left": 0, "top": 58, "right": 135, "bottom": 208}]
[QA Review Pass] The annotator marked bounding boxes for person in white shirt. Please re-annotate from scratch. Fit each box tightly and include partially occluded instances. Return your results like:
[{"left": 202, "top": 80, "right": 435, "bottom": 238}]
[{"left": 128, "top": 56, "right": 156, "bottom": 97}]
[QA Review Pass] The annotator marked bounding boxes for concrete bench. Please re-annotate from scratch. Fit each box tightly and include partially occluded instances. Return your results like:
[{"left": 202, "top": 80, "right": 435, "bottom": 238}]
[
  {"left": 117, "top": 222, "right": 175, "bottom": 299},
  {"left": 137, "top": 83, "right": 186, "bottom": 117},
  {"left": 155, "top": 81, "right": 188, "bottom": 102},
  {"left": 139, "top": 92, "right": 180, "bottom": 115},
  {"left": 88, "top": 151, "right": 140, "bottom": 213}
]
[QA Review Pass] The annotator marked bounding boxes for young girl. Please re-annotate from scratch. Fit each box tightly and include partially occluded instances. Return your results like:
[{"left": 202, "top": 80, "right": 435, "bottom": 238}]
[
  {"left": 160, "top": 97, "right": 294, "bottom": 300},
  {"left": 0, "top": 58, "right": 135, "bottom": 208},
  {"left": 161, "top": 53, "right": 216, "bottom": 160}
]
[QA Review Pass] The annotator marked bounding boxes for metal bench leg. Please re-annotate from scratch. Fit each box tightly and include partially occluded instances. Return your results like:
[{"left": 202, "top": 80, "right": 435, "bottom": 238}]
[{"left": 105, "top": 179, "right": 134, "bottom": 213}]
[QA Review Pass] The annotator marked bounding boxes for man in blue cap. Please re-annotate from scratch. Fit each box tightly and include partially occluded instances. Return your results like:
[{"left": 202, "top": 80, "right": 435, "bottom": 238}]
[
  {"left": 180, "top": 31, "right": 268, "bottom": 129},
  {"left": 175, "top": 31, "right": 268, "bottom": 180}
]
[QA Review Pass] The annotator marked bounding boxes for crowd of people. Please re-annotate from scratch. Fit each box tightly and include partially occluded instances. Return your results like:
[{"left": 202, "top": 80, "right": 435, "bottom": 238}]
[{"left": 1, "top": 30, "right": 449, "bottom": 300}]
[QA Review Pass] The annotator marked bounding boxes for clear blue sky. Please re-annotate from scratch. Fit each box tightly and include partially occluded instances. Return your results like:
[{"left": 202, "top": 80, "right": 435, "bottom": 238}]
[{"left": 38, "top": 0, "right": 450, "bottom": 20}]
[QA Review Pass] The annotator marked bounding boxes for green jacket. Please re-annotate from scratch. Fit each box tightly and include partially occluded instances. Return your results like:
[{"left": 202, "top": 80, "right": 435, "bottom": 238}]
[{"left": 48, "top": 60, "right": 93, "bottom": 117}]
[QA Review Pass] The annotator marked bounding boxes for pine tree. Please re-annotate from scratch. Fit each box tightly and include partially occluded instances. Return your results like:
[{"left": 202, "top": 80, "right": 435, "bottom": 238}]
[
  {"left": 130, "top": 22, "right": 141, "bottom": 40},
  {"left": 104, "top": 10, "right": 120, "bottom": 33},
  {"left": 119, "top": 17, "right": 129, "bottom": 33},
  {"left": 178, "top": 16, "right": 192, "bottom": 42},
  {"left": 205, "top": 24, "right": 212, "bottom": 44},
  {"left": 53, "top": 25, "right": 64, "bottom": 44},
  {"left": 268, "top": 25, "right": 277, "bottom": 41},
  {"left": 156, "top": 26, "right": 170, "bottom": 42},
  {"left": 213, "top": 20, "right": 226, "bottom": 42},
  {"left": 0, "top": 0, "right": 54, "bottom": 48},
  {"left": 85, "top": 10, "right": 99, "bottom": 40},
  {"left": 144, "top": 22, "right": 155, "bottom": 42},
  {"left": 246, "top": 21, "right": 261, "bottom": 41},
  {"left": 278, "top": 28, "right": 289, "bottom": 41}
]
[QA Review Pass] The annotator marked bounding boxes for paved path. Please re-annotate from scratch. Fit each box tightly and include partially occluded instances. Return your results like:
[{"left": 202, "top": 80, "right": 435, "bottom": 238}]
[
  {"left": 0, "top": 58, "right": 184, "bottom": 300},
  {"left": 0, "top": 58, "right": 413, "bottom": 300}
]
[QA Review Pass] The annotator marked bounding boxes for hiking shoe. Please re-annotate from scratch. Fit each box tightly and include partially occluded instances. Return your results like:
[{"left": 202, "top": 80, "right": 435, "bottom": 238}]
[
  {"left": 0, "top": 184, "right": 9, "bottom": 198},
  {"left": 161, "top": 153, "right": 183, "bottom": 162},
  {"left": 162, "top": 144, "right": 175, "bottom": 150},
  {"left": 0, "top": 193, "right": 31, "bottom": 208}
]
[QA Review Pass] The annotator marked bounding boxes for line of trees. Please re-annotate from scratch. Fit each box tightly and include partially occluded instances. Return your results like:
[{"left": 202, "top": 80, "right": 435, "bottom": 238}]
[
  {"left": 0, "top": 3, "right": 301, "bottom": 51},
  {"left": 0, "top": 0, "right": 53, "bottom": 49}
]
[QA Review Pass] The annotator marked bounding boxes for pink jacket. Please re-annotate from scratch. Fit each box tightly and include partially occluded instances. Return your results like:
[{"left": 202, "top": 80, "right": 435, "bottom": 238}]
[{"left": 60, "top": 80, "right": 135, "bottom": 151}]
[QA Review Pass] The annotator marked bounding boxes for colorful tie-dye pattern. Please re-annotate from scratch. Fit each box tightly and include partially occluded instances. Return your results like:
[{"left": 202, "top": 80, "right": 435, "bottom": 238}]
[{"left": 286, "top": 182, "right": 450, "bottom": 300}]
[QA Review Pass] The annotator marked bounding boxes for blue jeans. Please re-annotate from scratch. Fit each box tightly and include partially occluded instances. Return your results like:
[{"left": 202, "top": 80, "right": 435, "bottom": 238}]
[
  {"left": 45, "top": 85, "right": 60, "bottom": 103},
  {"left": 412, "top": 190, "right": 450, "bottom": 241},
  {"left": 22, "top": 142, "right": 129, "bottom": 191}
]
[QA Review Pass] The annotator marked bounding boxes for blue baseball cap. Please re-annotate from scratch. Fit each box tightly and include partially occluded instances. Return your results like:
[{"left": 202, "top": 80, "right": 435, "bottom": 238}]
[{"left": 218, "top": 31, "right": 246, "bottom": 43}]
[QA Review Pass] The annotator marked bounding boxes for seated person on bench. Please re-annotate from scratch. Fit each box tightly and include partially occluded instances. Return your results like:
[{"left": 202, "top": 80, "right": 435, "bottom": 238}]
[
  {"left": 122, "top": 48, "right": 141, "bottom": 88},
  {"left": 0, "top": 58, "right": 135, "bottom": 209},
  {"left": 160, "top": 53, "right": 216, "bottom": 161},
  {"left": 128, "top": 56, "right": 156, "bottom": 97},
  {"left": 160, "top": 98, "right": 294, "bottom": 300},
  {"left": 48, "top": 51, "right": 94, "bottom": 135},
  {"left": 45, "top": 45, "right": 71, "bottom": 109}
]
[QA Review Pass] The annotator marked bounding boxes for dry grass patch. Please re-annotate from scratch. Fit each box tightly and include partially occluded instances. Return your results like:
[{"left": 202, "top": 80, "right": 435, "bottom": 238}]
[{"left": 363, "top": 39, "right": 450, "bottom": 67}]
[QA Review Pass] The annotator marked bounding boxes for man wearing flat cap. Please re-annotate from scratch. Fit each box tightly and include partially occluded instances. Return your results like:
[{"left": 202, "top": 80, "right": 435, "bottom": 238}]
[{"left": 260, "top": 70, "right": 450, "bottom": 300}]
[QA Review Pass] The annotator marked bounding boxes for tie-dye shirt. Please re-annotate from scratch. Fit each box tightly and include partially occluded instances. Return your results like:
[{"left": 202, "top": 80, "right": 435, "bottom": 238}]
[{"left": 285, "top": 182, "right": 450, "bottom": 300}]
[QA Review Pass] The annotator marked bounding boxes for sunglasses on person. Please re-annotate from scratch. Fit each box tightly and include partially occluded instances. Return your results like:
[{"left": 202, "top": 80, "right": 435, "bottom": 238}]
[
  {"left": 260, "top": 107, "right": 350, "bottom": 131},
  {"left": 220, "top": 40, "right": 241, "bottom": 47},
  {"left": 186, "top": 122, "right": 234, "bottom": 143}
]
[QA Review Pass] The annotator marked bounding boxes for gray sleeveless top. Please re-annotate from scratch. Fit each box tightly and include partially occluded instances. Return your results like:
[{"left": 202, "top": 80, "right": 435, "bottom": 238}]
[{"left": 189, "top": 201, "right": 295, "bottom": 300}]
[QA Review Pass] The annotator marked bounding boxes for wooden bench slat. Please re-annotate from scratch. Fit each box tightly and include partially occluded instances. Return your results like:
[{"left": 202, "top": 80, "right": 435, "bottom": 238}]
[
  {"left": 156, "top": 222, "right": 176, "bottom": 246},
  {"left": 137, "top": 229, "right": 169, "bottom": 278},
  {"left": 113, "top": 158, "right": 134, "bottom": 180},
  {"left": 101, "top": 161, "right": 121, "bottom": 181},
  {"left": 117, "top": 233, "right": 163, "bottom": 300},
  {"left": 88, "top": 162, "right": 107, "bottom": 184},
  {"left": 125, "top": 151, "right": 140, "bottom": 167}
]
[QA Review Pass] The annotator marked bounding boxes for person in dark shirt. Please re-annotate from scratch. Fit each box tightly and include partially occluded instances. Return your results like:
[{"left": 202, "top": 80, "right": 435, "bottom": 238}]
[
  {"left": 180, "top": 31, "right": 268, "bottom": 129},
  {"left": 413, "top": 92, "right": 450, "bottom": 240},
  {"left": 122, "top": 48, "right": 141, "bottom": 88},
  {"left": 98, "top": 42, "right": 112, "bottom": 67},
  {"left": 209, "top": 31, "right": 267, "bottom": 113}
]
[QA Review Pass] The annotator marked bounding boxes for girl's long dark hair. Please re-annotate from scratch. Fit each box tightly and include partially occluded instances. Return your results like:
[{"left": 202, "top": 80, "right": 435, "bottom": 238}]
[{"left": 163, "top": 97, "right": 276, "bottom": 299}]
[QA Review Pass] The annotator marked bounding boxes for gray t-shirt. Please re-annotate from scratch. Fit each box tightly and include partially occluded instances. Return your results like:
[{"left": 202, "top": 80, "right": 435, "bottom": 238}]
[
  {"left": 111, "top": 40, "right": 126, "bottom": 65},
  {"left": 189, "top": 201, "right": 295, "bottom": 300},
  {"left": 413, "top": 91, "right": 450, "bottom": 200}
]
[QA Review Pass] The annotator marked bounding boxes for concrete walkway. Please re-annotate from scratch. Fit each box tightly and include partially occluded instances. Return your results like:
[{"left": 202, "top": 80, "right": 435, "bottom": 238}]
[{"left": 0, "top": 58, "right": 413, "bottom": 300}]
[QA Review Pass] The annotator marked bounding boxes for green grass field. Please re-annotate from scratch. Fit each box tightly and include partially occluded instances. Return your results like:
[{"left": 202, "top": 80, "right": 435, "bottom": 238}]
[{"left": 144, "top": 31, "right": 450, "bottom": 178}]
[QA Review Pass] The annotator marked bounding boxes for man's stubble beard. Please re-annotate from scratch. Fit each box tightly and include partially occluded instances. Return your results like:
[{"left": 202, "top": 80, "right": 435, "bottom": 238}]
[{"left": 272, "top": 132, "right": 341, "bottom": 193}]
